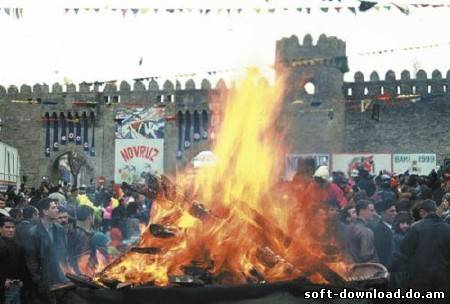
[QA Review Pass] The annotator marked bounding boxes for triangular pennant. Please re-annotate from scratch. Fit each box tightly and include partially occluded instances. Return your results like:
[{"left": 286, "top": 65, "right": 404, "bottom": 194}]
[
  {"left": 335, "top": 7, "right": 342, "bottom": 13},
  {"left": 320, "top": 7, "right": 329, "bottom": 13},
  {"left": 166, "top": 9, "right": 174, "bottom": 13},
  {"left": 237, "top": 8, "right": 243, "bottom": 14},
  {"left": 121, "top": 9, "right": 128, "bottom": 17},
  {"left": 393, "top": 4, "right": 409, "bottom": 15},
  {"left": 254, "top": 8, "right": 261, "bottom": 13},
  {"left": 131, "top": 8, "right": 139, "bottom": 15},
  {"left": 374, "top": 6, "right": 381, "bottom": 11},
  {"left": 421, "top": 4, "right": 429, "bottom": 8},
  {"left": 297, "top": 8, "right": 302, "bottom": 12},
  {"left": 177, "top": 9, "right": 184, "bottom": 13},
  {"left": 4, "top": 8, "right": 10, "bottom": 15},
  {"left": 268, "top": 8, "right": 276, "bottom": 13},
  {"left": 306, "top": 8, "right": 311, "bottom": 14},
  {"left": 384, "top": 6, "right": 391, "bottom": 11},
  {"left": 199, "top": 9, "right": 204, "bottom": 14},
  {"left": 359, "top": 1, "right": 377, "bottom": 12},
  {"left": 432, "top": 4, "right": 444, "bottom": 8},
  {"left": 205, "top": 9, "right": 211, "bottom": 15},
  {"left": 348, "top": 7, "right": 356, "bottom": 14},
  {"left": 411, "top": 4, "right": 419, "bottom": 8},
  {"left": 153, "top": 9, "right": 159, "bottom": 13},
  {"left": 111, "top": 8, "right": 117, "bottom": 11},
  {"left": 74, "top": 8, "right": 79, "bottom": 14},
  {"left": 84, "top": 8, "right": 90, "bottom": 12},
  {"left": 64, "top": 8, "right": 70, "bottom": 14},
  {"left": 94, "top": 8, "right": 100, "bottom": 12},
  {"left": 18, "top": 8, "right": 23, "bottom": 18},
  {"left": 140, "top": 8, "right": 149, "bottom": 14}
]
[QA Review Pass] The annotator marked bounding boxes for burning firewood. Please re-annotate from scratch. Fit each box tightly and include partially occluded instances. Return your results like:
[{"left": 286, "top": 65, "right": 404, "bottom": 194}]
[
  {"left": 66, "top": 273, "right": 106, "bottom": 289},
  {"left": 149, "top": 224, "right": 176, "bottom": 238},
  {"left": 168, "top": 275, "right": 205, "bottom": 286},
  {"left": 130, "top": 247, "right": 161, "bottom": 254},
  {"left": 50, "top": 282, "right": 76, "bottom": 293}
]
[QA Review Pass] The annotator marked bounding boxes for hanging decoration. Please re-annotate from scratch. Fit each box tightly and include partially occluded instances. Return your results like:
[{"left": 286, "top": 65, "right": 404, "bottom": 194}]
[
  {"left": 60, "top": 112, "right": 67, "bottom": 145},
  {"left": 201, "top": 110, "right": 209, "bottom": 140},
  {"left": 68, "top": 112, "right": 75, "bottom": 142},
  {"left": 52, "top": 113, "right": 59, "bottom": 151},
  {"left": 184, "top": 111, "right": 192, "bottom": 149},
  {"left": 75, "top": 113, "right": 82, "bottom": 145},
  {"left": 90, "top": 112, "right": 96, "bottom": 157},
  {"left": 177, "top": 112, "right": 184, "bottom": 159},
  {"left": 193, "top": 111, "right": 201, "bottom": 141},
  {"left": 44, "top": 113, "right": 50, "bottom": 157},
  {"left": 83, "top": 113, "right": 89, "bottom": 152}
]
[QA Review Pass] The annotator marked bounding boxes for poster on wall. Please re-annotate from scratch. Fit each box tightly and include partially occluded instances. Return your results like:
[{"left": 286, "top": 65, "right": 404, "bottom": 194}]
[
  {"left": 393, "top": 154, "right": 436, "bottom": 175},
  {"left": 285, "top": 154, "right": 330, "bottom": 180},
  {"left": 332, "top": 153, "right": 392, "bottom": 177},
  {"left": 115, "top": 107, "right": 165, "bottom": 139},
  {"left": 114, "top": 139, "right": 164, "bottom": 184}
]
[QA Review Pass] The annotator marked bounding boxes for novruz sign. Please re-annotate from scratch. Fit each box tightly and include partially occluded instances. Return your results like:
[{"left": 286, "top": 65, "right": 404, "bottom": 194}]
[
  {"left": 114, "top": 139, "right": 164, "bottom": 184},
  {"left": 393, "top": 153, "right": 437, "bottom": 175}
]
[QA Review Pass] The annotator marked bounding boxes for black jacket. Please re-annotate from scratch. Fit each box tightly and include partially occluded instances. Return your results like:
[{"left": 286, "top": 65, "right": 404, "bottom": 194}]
[
  {"left": 372, "top": 219, "right": 394, "bottom": 269},
  {"left": 0, "top": 236, "right": 31, "bottom": 304},
  {"left": 15, "top": 220, "right": 34, "bottom": 249},
  {"left": 400, "top": 213, "right": 450, "bottom": 292},
  {"left": 25, "top": 220, "right": 69, "bottom": 303}
]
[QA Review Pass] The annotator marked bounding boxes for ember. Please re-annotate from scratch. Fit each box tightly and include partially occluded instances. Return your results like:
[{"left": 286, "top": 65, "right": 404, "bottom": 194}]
[{"left": 94, "top": 69, "right": 354, "bottom": 287}]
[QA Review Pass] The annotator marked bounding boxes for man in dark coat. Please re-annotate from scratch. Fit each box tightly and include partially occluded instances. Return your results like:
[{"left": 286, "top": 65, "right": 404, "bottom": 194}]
[
  {"left": 400, "top": 199, "right": 450, "bottom": 294},
  {"left": 348, "top": 200, "right": 379, "bottom": 263},
  {"left": 15, "top": 206, "right": 39, "bottom": 249},
  {"left": 25, "top": 198, "right": 69, "bottom": 304},
  {"left": 372, "top": 199, "right": 397, "bottom": 269},
  {"left": 0, "top": 216, "right": 31, "bottom": 304}
]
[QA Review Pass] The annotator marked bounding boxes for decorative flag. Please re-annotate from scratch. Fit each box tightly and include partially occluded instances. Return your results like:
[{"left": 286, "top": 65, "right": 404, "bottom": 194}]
[
  {"left": 74, "top": 8, "right": 79, "bottom": 14},
  {"left": 202, "top": 110, "right": 209, "bottom": 140},
  {"left": 60, "top": 113, "right": 67, "bottom": 145},
  {"left": 75, "top": 113, "right": 82, "bottom": 145},
  {"left": 348, "top": 7, "right": 357, "bottom": 14},
  {"left": 306, "top": 8, "right": 311, "bottom": 14},
  {"left": 90, "top": 113, "right": 95, "bottom": 156},
  {"left": 68, "top": 112, "right": 75, "bottom": 142},
  {"left": 131, "top": 8, "right": 139, "bottom": 15},
  {"left": 44, "top": 113, "right": 50, "bottom": 157},
  {"left": 177, "top": 112, "right": 183, "bottom": 159},
  {"left": 94, "top": 8, "right": 100, "bottom": 12},
  {"left": 121, "top": 9, "right": 128, "bottom": 17},
  {"left": 83, "top": 113, "right": 89, "bottom": 152},
  {"left": 359, "top": 1, "right": 377, "bottom": 12},
  {"left": 184, "top": 111, "right": 191, "bottom": 149},
  {"left": 4, "top": 8, "right": 10, "bottom": 16},
  {"left": 141, "top": 8, "right": 149, "bottom": 14},
  {"left": 52, "top": 113, "right": 59, "bottom": 151},
  {"left": 138, "top": 57, "right": 143, "bottom": 66},
  {"left": 393, "top": 3, "right": 409, "bottom": 15},
  {"left": 65, "top": 8, "right": 70, "bottom": 14},
  {"left": 193, "top": 111, "right": 201, "bottom": 141},
  {"left": 335, "top": 7, "right": 342, "bottom": 13},
  {"left": 320, "top": 8, "right": 329, "bottom": 13},
  {"left": 297, "top": 8, "right": 302, "bottom": 12}
]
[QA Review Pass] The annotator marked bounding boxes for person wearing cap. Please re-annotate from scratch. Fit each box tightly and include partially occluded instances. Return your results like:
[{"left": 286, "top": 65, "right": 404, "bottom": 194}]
[
  {"left": 308, "top": 166, "right": 348, "bottom": 208},
  {"left": 372, "top": 199, "right": 397, "bottom": 269}
]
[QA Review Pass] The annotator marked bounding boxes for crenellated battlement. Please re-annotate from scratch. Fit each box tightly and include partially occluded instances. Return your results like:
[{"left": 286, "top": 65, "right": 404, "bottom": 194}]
[
  {"left": 343, "top": 69, "right": 450, "bottom": 100},
  {"left": 275, "top": 34, "right": 346, "bottom": 68}
]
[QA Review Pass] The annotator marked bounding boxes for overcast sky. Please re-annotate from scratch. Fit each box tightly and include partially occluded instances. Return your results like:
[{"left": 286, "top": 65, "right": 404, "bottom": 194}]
[{"left": 0, "top": 0, "right": 449, "bottom": 87}]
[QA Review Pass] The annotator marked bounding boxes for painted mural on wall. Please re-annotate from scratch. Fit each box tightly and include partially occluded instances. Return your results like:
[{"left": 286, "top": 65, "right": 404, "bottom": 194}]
[
  {"left": 114, "top": 138, "right": 164, "bottom": 184},
  {"left": 285, "top": 154, "right": 330, "bottom": 180},
  {"left": 332, "top": 153, "right": 392, "bottom": 177},
  {"left": 393, "top": 153, "right": 437, "bottom": 175},
  {"left": 115, "top": 107, "right": 165, "bottom": 140}
]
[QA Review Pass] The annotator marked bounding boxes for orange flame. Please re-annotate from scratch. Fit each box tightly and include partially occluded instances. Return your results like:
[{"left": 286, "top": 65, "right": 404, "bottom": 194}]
[{"left": 96, "top": 68, "right": 350, "bottom": 286}]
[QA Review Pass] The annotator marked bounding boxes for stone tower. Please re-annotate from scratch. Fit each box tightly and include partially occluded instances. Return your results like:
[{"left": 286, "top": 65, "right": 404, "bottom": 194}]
[{"left": 275, "top": 34, "right": 348, "bottom": 155}]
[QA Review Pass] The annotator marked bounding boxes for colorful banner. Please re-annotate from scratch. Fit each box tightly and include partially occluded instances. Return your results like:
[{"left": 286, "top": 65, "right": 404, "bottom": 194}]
[
  {"left": 115, "top": 107, "right": 165, "bottom": 140},
  {"left": 285, "top": 154, "right": 330, "bottom": 180},
  {"left": 393, "top": 153, "right": 437, "bottom": 175},
  {"left": 331, "top": 153, "right": 392, "bottom": 177},
  {"left": 114, "top": 138, "right": 164, "bottom": 184}
]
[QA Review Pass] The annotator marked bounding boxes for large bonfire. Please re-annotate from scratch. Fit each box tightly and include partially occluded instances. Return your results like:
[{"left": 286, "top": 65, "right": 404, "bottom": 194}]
[{"left": 94, "top": 69, "right": 349, "bottom": 287}]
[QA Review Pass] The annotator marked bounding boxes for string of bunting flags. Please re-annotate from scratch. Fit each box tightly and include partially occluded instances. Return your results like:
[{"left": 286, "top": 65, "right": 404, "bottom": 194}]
[
  {"left": 60, "top": 4, "right": 450, "bottom": 16},
  {"left": 0, "top": 8, "right": 23, "bottom": 19}
]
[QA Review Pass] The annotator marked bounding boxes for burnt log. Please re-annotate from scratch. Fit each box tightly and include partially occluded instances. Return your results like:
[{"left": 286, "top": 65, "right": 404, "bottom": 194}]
[
  {"left": 130, "top": 247, "right": 162, "bottom": 254},
  {"left": 66, "top": 273, "right": 106, "bottom": 289},
  {"left": 168, "top": 275, "right": 205, "bottom": 286},
  {"left": 149, "top": 224, "right": 176, "bottom": 238}
]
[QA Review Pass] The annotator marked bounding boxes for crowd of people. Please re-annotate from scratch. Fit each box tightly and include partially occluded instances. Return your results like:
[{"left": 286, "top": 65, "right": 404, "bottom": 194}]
[
  {"left": 0, "top": 181, "right": 152, "bottom": 304},
  {"left": 292, "top": 158, "right": 450, "bottom": 296},
  {"left": 1, "top": 160, "right": 450, "bottom": 303}
]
